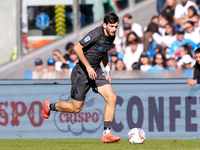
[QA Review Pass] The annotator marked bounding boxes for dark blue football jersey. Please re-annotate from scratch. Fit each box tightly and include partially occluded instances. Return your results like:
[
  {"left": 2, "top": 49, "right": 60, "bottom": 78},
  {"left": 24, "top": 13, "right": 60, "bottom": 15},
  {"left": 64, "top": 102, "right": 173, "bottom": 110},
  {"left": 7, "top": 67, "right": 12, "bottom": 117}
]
[{"left": 79, "top": 26, "right": 115, "bottom": 70}]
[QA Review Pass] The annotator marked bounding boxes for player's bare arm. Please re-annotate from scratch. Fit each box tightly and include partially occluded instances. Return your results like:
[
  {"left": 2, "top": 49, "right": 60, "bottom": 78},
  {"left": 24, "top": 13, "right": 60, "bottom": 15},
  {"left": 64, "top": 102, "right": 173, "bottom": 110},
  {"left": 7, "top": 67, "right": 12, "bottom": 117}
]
[{"left": 73, "top": 42, "right": 97, "bottom": 80}]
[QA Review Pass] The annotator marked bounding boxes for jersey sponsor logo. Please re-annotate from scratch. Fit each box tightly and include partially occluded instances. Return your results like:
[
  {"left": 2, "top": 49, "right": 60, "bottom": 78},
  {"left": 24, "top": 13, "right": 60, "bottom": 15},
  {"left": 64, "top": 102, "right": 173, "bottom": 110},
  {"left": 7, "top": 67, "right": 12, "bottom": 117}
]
[
  {"left": 100, "top": 40, "right": 104, "bottom": 43},
  {"left": 98, "top": 46, "right": 110, "bottom": 52},
  {"left": 84, "top": 36, "right": 91, "bottom": 43}
]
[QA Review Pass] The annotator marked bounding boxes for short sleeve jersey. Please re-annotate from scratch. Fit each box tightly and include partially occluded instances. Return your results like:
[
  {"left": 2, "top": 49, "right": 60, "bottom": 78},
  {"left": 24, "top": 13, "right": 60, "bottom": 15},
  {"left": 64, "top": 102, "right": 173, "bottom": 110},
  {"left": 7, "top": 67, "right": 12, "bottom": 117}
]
[{"left": 79, "top": 26, "right": 115, "bottom": 70}]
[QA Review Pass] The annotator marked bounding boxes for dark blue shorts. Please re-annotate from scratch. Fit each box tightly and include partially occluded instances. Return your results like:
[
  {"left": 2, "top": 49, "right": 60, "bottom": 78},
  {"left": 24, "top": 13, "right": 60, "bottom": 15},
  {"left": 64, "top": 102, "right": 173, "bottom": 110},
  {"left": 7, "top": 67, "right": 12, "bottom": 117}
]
[{"left": 70, "top": 64, "right": 110, "bottom": 101}]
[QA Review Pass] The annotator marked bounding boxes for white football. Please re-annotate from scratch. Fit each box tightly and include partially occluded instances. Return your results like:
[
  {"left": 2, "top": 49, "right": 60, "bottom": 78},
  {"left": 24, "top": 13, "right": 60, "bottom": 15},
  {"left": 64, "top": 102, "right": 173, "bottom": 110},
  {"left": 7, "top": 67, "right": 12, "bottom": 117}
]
[{"left": 127, "top": 128, "right": 146, "bottom": 144}]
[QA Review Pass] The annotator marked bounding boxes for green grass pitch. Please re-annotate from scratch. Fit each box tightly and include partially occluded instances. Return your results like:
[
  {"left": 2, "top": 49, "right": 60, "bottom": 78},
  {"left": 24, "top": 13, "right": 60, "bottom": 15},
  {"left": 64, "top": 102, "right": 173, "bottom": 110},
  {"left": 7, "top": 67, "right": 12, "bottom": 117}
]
[{"left": 1, "top": 139, "right": 200, "bottom": 150}]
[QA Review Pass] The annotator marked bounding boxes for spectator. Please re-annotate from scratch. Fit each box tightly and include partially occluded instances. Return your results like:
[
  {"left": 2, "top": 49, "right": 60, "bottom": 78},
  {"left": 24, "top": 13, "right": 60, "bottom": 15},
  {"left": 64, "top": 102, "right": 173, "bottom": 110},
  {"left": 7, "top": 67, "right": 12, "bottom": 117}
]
[
  {"left": 41, "top": 58, "right": 57, "bottom": 79},
  {"left": 179, "top": 5, "right": 199, "bottom": 24},
  {"left": 68, "top": 50, "right": 78, "bottom": 70},
  {"left": 178, "top": 6, "right": 199, "bottom": 30},
  {"left": 180, "top": 54, "right": 194, "bottom": 78},
  {"left": 162, "top": 23, "right": 176, "bottom": 47},
  {"left": 177, "top": 44, "right": 195, "bottom": 68},
  {"left": 174, "top": 0, "right": 198, "bottom": 25},
  {"left": 161, "top": 23, "right": 177, "bottom": 56},
  {"left": 143, "top": 22, "right": 162, "bottom": 58},
  {"left": 64, "top": 42, "right": 74, "bottom": 61},
  {"left": 32, "top": 58, "right": 45, "bottom": 79},
  {"left": 151, "top": 15, "right": 160, "bottom": 25},
  {"left": 143, "top": 23, "right": 162, "bottom": 50},
  {"left": 118, "top": 13, "right": 143, "bottom": 38},
  {"left": 179, "top": 53, "right": 195, "bottom": 68},
  {"left": 166, "top": 57, "right": 177, "bottom": 69},
  {"left": 109, "top": 43, "right": 116, "bottom": 54},
  {"left": 179, "top": 43, "right": 193, "bottom": 58},
  {"left": 34, "top": 58, "right": 44, "bottom": 72},
  {"left": 187, "top": 5, "right": 198, "bottom": 18},
  {"left": 108, "top": 43, "right": 124, "bottom": 60},
  {"left": 149, "top": 52, "right": 168, "bottom": 70},
  {"left": 159, "top": 13, "right": 174, "bottom": 36},
  {"left": 46, "top": 58, "right": 56, "bottom": 72},
  {"left": 108, "top": 44, "right": 124, "bottom": 71},
  {"left": 138, "top": 51, "right": 152, "bottom": 71},
  {"left": 162, "top": 0, "right": 178, "bottom": 16},
  {"left": 187, "top": 48, "right": 200, "bottom": 86},
  {"left": 182, "top": 21, "right": 200, "bottom": 44},
  {"left": 132, "top": 62, "right": 140, "bottom": 70},
  {"left": 110, "top": 51, "right": 119, "bottom": 70},
  {"left": 169, "top": 28, "right": 197, "bottom": 57},
  {"left": 154, "top": 45, "right": 165, "bottom": 55},
  {"left": 60, "top": 63, "right": 69, "bottom": 72},
  {"left": 53, "top": 50, "right": 67, "bottom": 71},
  {"left": 115, "top": 59, "right": 126, "bottom": 71},
  {"left": 125, "top": 31, "right": 142, "bottom": 52},
  {"left": 120, "top": 23, "right": 133, "bottom": 53},
  {"left": 56, "top": 63, "right": 70, "bottom": 79},
  {"left": 123, "top": 40, "right": 143, "bottom": 70},
  {"left": 193, "top": 14, "right": 200, "bottom": 29}
]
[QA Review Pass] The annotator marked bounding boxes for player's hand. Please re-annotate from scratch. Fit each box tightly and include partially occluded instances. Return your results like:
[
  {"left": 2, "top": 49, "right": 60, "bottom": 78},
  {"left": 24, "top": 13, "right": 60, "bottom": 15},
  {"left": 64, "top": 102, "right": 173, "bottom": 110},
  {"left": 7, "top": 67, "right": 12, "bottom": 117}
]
[
  {"left": 106, "top": 71, "right": 111, "bottom": 83},
  {"left": 187, "top": 78, "right": 197, "bottom": 86},
  {"left": 86, "top": 66, "right": 97, "bottom": 80}
]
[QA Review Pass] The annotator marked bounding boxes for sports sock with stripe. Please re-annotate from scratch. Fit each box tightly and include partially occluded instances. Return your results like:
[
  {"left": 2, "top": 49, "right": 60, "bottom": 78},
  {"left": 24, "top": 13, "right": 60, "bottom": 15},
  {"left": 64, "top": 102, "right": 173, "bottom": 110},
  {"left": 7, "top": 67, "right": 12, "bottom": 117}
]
[
  {"left": 103, "top": 121, "right": 112, "bottom": 135},
  {"left": 49, "top": 103, "right": 57, "bottom": 111}
]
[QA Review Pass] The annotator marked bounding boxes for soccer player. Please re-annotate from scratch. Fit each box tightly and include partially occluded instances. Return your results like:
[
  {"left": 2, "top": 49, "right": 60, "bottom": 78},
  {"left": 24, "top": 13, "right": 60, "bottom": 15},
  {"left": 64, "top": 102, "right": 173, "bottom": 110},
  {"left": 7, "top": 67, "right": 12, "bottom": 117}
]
[
  {"left": 42, "top": 12, "right": 121, "bottom": 143},
  {"left": 187, "top": 48, "right": 200, "bottom": 86}
]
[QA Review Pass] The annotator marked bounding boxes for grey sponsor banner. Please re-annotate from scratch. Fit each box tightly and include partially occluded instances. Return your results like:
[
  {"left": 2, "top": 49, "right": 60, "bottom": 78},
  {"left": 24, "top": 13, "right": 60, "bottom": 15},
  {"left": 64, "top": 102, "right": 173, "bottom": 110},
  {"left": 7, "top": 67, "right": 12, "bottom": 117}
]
[{"left": 0, "top": 80, "right": 200, "bottom": 139}]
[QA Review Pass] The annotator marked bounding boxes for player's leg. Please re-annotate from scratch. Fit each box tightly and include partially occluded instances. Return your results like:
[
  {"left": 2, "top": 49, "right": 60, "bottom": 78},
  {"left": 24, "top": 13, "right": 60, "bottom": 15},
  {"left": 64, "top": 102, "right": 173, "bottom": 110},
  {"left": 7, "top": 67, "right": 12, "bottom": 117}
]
[
  {"left": 98, "top": 84, "right": 116, "bottom": 121},
  {"left": 42, "top": 98, "right": 84, "bottom": 119},
  {"left": 97, "top": 84, "right": 121, "bottom": 143},
  {"left": 42, "top": 64, "right": 89, "bottom": 119},
  {"left": 55, "top": 98, "right": 84, "bottom": 113}
]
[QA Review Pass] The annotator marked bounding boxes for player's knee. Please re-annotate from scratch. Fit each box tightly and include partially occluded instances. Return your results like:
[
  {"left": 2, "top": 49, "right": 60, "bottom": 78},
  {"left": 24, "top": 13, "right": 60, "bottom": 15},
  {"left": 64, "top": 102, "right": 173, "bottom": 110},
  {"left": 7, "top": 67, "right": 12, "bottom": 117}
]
[
  {"left": 73, "top": 106, "right": 83, "bottom": 114},
  {"left": 107, "top": 94, "right": 117, "bottom": 106}
]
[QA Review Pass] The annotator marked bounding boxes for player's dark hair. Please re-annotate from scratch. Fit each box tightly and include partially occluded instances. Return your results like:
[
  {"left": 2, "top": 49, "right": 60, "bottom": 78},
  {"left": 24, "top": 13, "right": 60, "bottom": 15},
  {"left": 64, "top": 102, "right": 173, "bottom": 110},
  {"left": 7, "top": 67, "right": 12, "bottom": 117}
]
[
  {"left": 103, "top": 12, "right": 119, "bottom": 24},
  {"left": 195, "top": 48, "right": 200, "bottom": 54}
]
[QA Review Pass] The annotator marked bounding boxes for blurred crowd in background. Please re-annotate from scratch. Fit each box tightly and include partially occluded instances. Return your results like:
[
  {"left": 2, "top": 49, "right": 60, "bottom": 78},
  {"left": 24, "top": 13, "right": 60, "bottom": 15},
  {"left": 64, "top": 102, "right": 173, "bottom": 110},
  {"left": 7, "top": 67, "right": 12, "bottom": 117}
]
[{"left": 33, "top": 0, "right": 200, "bottom": 78}]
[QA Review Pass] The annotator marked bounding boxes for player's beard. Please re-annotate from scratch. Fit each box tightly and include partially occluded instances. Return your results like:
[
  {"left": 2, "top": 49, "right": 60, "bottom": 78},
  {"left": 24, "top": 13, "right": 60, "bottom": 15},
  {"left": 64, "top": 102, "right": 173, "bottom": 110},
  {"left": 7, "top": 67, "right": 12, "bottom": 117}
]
[{"left": 106, "top": 28, "right": 115, "bottom": 37}]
